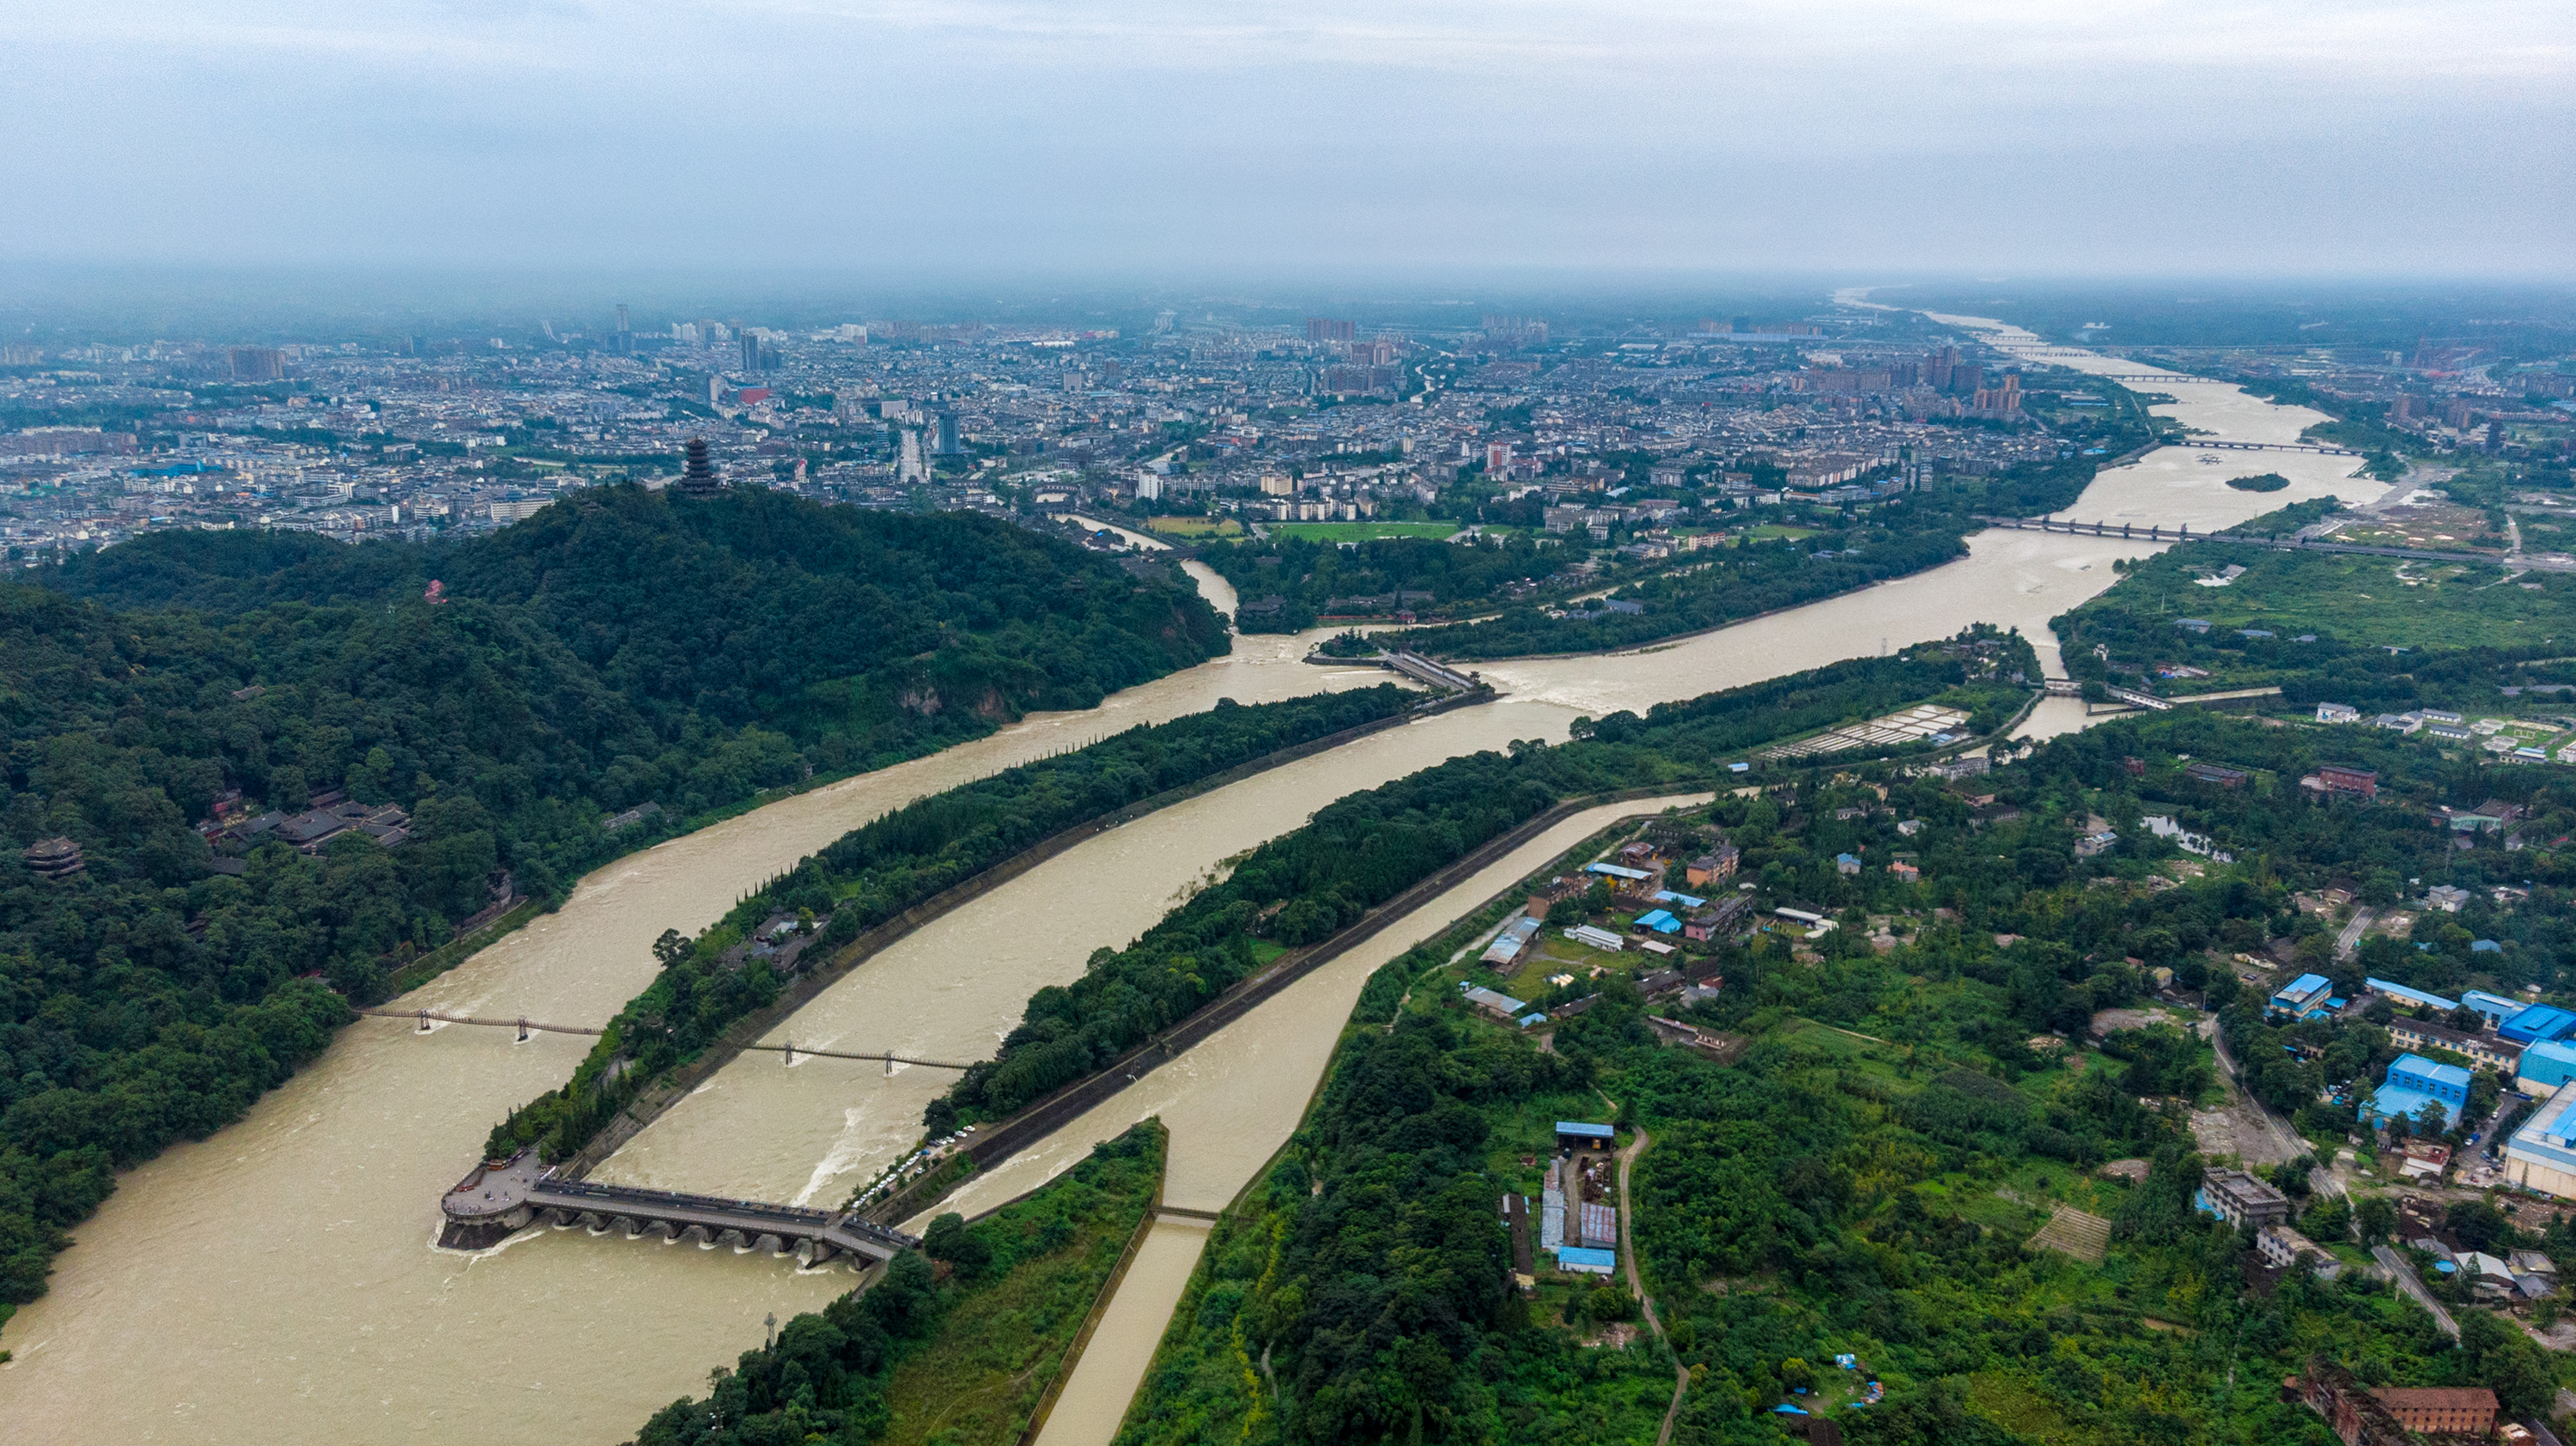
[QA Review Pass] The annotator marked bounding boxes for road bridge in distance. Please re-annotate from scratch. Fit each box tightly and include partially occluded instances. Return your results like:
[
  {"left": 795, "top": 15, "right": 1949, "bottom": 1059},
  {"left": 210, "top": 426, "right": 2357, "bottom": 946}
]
[
  {"left": 1976, "top": 514, "right": 2204, "bottom": 540},
  {"left": 2043, "top": 679, "right": 2284, "bottom": 713},
  {"left": 439, "top": 1150, "right": 920, "bottom": 1264},
  {"left": 2179, "top": 438, "right": 2361, "bottom": 456}
]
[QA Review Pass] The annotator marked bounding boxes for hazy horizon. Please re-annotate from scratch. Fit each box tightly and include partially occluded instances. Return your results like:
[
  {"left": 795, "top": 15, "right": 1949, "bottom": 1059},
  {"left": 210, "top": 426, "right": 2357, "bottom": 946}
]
[{"left": 6, "top": 1, "right": 2570, "bottom": 278}]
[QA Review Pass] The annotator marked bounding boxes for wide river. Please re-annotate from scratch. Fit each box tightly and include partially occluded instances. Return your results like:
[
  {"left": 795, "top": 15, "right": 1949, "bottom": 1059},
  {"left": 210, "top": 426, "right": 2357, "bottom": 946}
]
[{"left": 0, "top": 319, "right": 2388, "bottom": 1444}]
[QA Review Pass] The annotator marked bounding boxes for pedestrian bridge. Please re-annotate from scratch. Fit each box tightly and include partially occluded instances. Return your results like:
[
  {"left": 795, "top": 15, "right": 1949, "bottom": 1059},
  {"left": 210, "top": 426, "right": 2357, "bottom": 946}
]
[{"left": 439, "top": 1151, "right": 918, "bottom": 1267}]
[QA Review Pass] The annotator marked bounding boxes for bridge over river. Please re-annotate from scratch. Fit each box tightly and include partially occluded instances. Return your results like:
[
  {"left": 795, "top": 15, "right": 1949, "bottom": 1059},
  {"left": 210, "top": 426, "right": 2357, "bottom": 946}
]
[{"left": 440, "top": 1151, "right": 919, "bottom": 1264}]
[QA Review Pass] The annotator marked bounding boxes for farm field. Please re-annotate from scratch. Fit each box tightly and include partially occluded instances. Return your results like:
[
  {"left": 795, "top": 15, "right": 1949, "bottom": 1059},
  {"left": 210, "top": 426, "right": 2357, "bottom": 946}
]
[{"left": 1266, "top": 520, "right": 1464, "bottom": 543}]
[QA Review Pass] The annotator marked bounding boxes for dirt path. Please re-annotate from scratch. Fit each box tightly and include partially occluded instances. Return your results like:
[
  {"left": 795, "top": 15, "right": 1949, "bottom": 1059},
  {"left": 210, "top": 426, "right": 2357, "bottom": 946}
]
[{"left": 1613, "top": 1118, "right": 1689, "bottom": 1446}]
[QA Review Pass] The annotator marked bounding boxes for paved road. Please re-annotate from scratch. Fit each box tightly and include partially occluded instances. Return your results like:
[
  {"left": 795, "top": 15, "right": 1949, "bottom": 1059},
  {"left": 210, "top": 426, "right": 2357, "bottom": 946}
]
[
  {"left": 1613, "top": 1118, "right": 1690, "bottom": 1446},
  {"left": 2204, "top": 1016, "right": 2342, "bottom": 1195},
  {"left": 2336, "top": 907, "right": 2376, "bottom": 961},
  {"left": 2373, "top": 1242, "right": 2460, "bottom": 1338}
]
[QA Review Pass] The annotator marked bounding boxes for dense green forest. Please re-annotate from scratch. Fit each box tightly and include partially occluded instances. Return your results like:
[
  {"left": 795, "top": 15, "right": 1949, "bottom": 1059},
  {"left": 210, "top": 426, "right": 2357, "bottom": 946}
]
[
  {"left": 1115, "top": 706, "right": 2576, "bottom": 1445},
  {"left": 931, "top": 629, "right": 2037, "bottom": 1133},
  {"left": 1195, "top": 532, "right": 1593, "bottom": 633},
  {"left": 629, "top": 1121, "right": 1163, "bottom": 1446},
  {"left": 0, "top": 486, "right": 1226, "bottom": 1318},
  {"left": 51, "top": 484, "right": 1229, "bottom": 756},
  {"left": 481, "top": 684, "right": 1420, "bottom": 1163},
  {"left": 1362, "top": 453, "right": 2123, "bottom": 660}
]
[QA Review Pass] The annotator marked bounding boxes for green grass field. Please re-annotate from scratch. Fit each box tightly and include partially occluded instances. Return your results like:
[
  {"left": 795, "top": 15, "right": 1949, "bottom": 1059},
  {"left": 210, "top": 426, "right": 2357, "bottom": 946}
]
[
  {"left": 1144, "top": 515, "right": 1244, "bottom": 537},
  {"left": 2079, "top": 546, "right": 2576, "bottom": 652},
  {"left": 877, "top": 1125, "right": 1162, "bottom": 1445},
  {"left": 1744, "top": 524, "right": 1817, "bottom": 541},
  {"left": 1267, "top": 520, "right": 1463, "bottom": 543}
]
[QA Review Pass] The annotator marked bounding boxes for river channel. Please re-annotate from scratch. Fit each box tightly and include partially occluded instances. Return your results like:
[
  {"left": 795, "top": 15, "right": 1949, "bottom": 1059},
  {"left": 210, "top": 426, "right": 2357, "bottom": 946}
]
[{"left": 0, "top": 320, "right": 2388, "bottom": 1445}]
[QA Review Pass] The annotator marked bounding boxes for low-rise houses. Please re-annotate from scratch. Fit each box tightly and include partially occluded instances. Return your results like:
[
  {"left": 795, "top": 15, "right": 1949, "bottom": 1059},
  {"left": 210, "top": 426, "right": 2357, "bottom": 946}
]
[
  {"left": 1684, "top": 845, "right": 1740, "bottom": 887},
  {"left": 2381, "top": 1017, "right": 2521, "bottom": 1077},
  {"left": 2196, "top": 1168, "right": 2291, "bottom": 1228},
  {"left": 2291, "top": 1358, "right": 2497, "bottom": 1446},
  {"left": 2255, "top": 1224, "right": 2341, "bottom": 1279}
]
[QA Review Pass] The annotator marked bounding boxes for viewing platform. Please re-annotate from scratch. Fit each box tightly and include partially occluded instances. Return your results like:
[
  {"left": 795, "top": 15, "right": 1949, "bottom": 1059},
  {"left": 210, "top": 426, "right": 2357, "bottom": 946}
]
[{"left": 439, "top": 1151, "right": 918, "bottom": 1267}]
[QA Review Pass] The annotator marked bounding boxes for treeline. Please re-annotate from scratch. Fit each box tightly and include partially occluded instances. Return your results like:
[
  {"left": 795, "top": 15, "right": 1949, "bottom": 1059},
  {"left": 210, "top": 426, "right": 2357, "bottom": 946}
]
[
  {"left": 929, "top": 745, "right": 1591, "bottom": 1130},
  {"left": 935, "top": 629, "right": 2037, "bottom": 1133},
  {"left": 1577, "top": 623, "right": 2037, "bottom": 754},
  {"left": 1381, "top": 453, "right": 2116, "bottom": 661},
  {"left": 1393, "top": 528, "right": 1971, "bottom": 660},
  {"left": 1196, "top": 532, "right": 1574, "bottom": 634},
  {"left": 629, "top": 1121, "right": 1162, "bottom": 1446},
  {"left": 483, "top": 686, "right": 1420, "bottom": 1163},
  {"left": 0, "top": 485, "right": 1224, "bottom": 1315}
]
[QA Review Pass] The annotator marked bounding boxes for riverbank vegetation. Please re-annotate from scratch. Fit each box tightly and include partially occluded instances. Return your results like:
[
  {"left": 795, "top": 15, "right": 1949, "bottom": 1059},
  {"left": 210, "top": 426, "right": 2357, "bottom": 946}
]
[
  {"left": 1203, "top": 439, "right": 2139, "bottom": 659},
  {"left": 2057, "top": 540, "right": 2576, "bottom": 696},
  {"left": 0, "top": 486, "right": 1224, "bottom": 1318},
  {"left": 930, "top": 630, "right": 2038, "bottom": 1133},
  {"left": 1363, "top": 451, "right": 2127, "bottom": 662},
  {"left": 1115, "top": 706, "right": 2576, "bottom": 1444},
  {"left": 480, "top": 685, "right": 1421, "bottom": 1163},
  {"left": 628, "top": 1120, "right": 1163, "bottom": 1446}
]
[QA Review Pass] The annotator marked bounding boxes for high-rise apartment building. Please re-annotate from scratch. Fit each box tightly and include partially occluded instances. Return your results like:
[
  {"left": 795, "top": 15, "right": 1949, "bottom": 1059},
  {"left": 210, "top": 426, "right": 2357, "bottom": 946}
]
[
  {"left": 615, "top": 303, "right": 632, "bottom": 354},
  {"left": 739, "top": 331, "right": 762, "bottom": 373},
  {"left": 228, "top": 346, "right": 286, "bottom": 381},
  {"left": 1307, "top": 318, "right": 1355, "bottom": 343}
]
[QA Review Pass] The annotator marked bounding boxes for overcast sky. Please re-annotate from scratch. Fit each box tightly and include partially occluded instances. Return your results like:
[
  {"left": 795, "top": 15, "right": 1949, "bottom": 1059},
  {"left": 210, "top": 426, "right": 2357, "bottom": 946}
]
[{"left": 4, "top": 1, "right": 2568, "bottom": 278}]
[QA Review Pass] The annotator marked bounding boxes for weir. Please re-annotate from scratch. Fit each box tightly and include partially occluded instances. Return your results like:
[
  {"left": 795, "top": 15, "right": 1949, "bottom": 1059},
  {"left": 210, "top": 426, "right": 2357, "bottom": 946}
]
[{"left": 438, "top": 1151, "right": 919, "bottom": 1264}]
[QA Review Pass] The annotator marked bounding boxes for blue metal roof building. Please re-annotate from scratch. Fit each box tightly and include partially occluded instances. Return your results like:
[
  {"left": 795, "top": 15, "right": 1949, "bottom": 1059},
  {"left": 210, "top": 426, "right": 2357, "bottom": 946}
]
[
  {"left": 2364, "top": 1053, "right": 2474, "bottom": 1129},
  {"left": 2366, "top": 978, "right": 2460, "bottom": 1012},
  {"left": 2463, "top": 989, "right": 2525, "bottom": 1024},
  {"left": 1633, "top": 908, "right": 1682, "bottom": 934},
  {"left": 2518, "top": 1040, "right": 2576, "bottom": 1094},
  {"left": 2504, "top": 1005, "right": 2576, "bottom": 1046},
  {"left": 2269, "top": 973, "right": 2334, "bottom": 1019},
  {"left": 2506, "top": 1083, "right": 2576, "bottom": 1199},
  {"left": 1556, "top": 1246, "right": 1617, "bottom": 1275}
]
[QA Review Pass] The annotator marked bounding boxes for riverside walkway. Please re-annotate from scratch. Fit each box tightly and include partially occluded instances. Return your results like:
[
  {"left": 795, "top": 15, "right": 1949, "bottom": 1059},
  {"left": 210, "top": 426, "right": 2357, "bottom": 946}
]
[{"left": 439, "top": 1150, "right": 919, "bottom": 1264}]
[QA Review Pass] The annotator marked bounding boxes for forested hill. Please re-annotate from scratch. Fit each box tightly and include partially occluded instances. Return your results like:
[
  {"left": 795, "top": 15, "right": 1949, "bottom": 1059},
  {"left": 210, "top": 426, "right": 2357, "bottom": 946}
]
[
  {"left": 48, "top": 485, "right": 1229, "bottom": 742},
  {"left": 0, "top": 489, "right": 1224, "bottom": 1314}
]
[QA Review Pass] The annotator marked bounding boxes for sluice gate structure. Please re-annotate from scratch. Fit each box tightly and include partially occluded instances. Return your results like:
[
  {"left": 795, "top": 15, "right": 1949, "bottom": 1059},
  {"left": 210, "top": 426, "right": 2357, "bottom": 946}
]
[{"left": 439, "top": 1151, "right": 918, "bottom": 1267}]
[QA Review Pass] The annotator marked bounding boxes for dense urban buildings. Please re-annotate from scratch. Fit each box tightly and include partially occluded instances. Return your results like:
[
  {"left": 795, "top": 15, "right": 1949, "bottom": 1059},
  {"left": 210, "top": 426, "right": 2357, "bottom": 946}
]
[{"left": 0, "top": 301, "right": 2281, "bottom": 563}]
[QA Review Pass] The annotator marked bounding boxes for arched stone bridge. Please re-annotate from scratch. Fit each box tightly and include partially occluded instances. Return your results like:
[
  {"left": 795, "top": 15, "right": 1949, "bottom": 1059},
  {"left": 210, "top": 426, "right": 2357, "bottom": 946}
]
[{"left": 439, "top": 1151, "right": 918, "bottom": 1267}]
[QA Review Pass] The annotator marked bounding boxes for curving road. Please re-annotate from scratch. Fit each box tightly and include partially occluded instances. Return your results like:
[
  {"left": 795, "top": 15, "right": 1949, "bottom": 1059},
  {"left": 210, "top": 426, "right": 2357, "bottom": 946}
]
[{"left": 1613, "top": 1118, "right": 1689, "bottom": 1446}]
